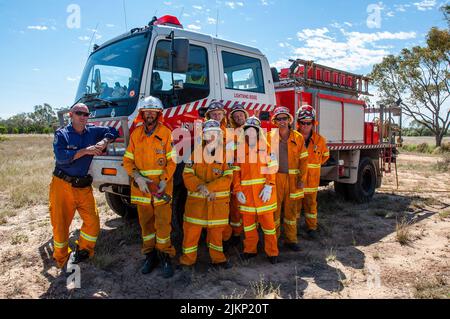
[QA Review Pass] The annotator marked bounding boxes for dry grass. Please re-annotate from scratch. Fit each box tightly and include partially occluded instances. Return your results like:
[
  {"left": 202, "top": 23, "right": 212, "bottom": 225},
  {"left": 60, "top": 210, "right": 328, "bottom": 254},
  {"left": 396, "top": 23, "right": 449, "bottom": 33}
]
[
  {"left": 439, "top": 209, "right": 450, "bottom": 220},
  {"left": 414, "top": 275, "right": 449, "bottom": 299},
  {"left": 0, "top": 135, "right": 54, "bottom": 210},
  {"left": 250, "top": 275, "right": 282, "bottom": 299},
  {"left": 396, "top": 218, "right": 413, "bottom": 246}
]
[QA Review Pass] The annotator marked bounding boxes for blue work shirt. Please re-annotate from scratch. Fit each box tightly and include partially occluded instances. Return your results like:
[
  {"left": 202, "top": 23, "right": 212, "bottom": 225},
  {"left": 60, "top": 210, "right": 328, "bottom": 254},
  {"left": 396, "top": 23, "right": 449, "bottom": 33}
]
[{"left": 53, "top": 124, "right": 119, "bottom": 177}]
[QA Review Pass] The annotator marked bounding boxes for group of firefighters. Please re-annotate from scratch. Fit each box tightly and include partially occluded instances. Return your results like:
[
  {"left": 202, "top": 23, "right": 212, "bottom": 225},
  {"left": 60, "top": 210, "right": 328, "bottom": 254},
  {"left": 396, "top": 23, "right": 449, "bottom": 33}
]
[{"left": 49, "top": 96, "right": 329, "bottom": 278}]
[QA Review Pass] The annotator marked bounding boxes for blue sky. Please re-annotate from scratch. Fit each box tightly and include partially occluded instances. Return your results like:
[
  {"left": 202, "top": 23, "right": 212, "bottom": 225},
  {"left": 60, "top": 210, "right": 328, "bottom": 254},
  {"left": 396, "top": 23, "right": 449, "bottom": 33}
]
[{"left": 0, "top": 0, "right": 448, "bottom": 119}]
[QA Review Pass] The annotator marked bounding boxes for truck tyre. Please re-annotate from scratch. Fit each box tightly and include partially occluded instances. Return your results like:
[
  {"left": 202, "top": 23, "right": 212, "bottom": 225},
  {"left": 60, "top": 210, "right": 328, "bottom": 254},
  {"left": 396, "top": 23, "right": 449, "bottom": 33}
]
[
  {"left": 346, "top": 157, "right": 377, "bottom": 203},
  {"left": 105, "top": 192, "right": 137, "bottom": 219},
  {"left": 334, "top": 182, "right": 349, "bottom": 200}
]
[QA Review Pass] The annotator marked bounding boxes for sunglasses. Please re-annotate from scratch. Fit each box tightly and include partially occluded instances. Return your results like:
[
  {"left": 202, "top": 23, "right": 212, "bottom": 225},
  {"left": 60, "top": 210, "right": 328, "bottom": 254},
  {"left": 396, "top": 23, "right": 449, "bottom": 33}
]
[
  {"left": 298, "top": 121, "right": 313, "bottom": 126},
  {"left": 74, "top": 111, "right": 91, "bottom": 117},
  {"left": 275, "top": 116, "right": 290, "bottom": 122}
]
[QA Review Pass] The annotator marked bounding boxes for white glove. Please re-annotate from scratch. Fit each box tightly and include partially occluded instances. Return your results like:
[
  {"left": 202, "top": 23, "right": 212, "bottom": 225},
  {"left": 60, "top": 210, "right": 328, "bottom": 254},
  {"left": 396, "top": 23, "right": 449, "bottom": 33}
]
[
  {"left": 157, "top": 180, "right": 167, "bottom": 193},
  {"left": 197, "top": 184, "right": 210, "bottom": 197},
  {"left": 133, "top": 172, "right": 152, "bottom": 194},
  {"left": 236, "top": 192, "right": 247, "bottom": 204},
  {"left": 259, "top": 185, "right": 273, "bottom": 203}
]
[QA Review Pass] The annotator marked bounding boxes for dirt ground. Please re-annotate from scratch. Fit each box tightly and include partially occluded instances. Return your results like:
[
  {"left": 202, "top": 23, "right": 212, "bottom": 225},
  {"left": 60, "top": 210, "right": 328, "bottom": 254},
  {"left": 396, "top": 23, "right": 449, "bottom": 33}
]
[{"left": 0, "top": 135, "right": 449, "bottom": 299}]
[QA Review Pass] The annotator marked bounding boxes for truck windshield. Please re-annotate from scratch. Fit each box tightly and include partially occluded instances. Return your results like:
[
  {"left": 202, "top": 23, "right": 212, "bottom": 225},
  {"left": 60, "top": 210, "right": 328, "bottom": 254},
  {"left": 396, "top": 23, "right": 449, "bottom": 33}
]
[{"left": 75, "top": 33, "right": 150, "bottom": 117}]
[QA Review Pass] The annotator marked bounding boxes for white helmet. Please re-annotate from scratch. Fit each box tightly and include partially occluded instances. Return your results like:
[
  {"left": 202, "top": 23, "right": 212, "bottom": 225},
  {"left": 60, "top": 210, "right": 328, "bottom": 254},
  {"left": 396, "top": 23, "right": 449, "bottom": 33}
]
[{"left": 137, "top": 96, "right": 164, "bottom": 113}]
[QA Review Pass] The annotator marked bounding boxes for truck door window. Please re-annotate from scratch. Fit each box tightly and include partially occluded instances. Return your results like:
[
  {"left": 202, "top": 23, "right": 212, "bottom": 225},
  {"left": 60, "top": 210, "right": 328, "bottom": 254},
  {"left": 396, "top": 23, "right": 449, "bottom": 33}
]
[
  {"left": 221, "top": 51, "right": 265, "bottom": 94},
  {"left": 151, "top": 40, "right": 209, "bottom": 107}
]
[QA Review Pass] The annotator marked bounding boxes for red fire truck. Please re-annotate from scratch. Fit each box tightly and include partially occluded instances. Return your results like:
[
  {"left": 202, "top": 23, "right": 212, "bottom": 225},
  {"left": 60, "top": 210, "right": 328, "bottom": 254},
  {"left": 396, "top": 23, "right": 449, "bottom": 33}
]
[{"left": 58, "top": 15, "right": 400, "bottom": 218}]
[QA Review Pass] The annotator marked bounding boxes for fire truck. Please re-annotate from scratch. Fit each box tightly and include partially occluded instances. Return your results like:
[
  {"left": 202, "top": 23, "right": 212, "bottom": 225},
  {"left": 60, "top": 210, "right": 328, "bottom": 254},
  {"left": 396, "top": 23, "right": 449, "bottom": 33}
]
[{"left": 58, "top": 15, "right": 400, "bottom": 218}]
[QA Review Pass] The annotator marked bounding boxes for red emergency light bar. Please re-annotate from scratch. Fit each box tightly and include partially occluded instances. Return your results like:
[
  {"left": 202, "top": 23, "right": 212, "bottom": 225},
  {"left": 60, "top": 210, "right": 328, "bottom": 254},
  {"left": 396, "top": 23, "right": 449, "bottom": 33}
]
[{"left": 154, "top": 15, "right": 183, "bottom": 28}]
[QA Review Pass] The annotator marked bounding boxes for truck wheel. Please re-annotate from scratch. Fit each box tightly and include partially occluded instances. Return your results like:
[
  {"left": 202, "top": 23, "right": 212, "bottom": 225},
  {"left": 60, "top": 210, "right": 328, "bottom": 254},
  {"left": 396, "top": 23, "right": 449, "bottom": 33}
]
[
  {"left": 105, "top": 192, "right": 137, "bottom": 219},
  {"left": 347, "top": 157, "right": 377, "bottom": 203},
  {"left": 334, "top": 182, "right": 349, "bottom": 200}
]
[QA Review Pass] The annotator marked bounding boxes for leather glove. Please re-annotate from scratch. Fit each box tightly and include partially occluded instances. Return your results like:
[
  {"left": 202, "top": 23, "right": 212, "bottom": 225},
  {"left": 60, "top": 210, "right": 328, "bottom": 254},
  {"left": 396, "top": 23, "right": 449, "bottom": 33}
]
[
  {"left": 259, "top": 185, "right": 273, "bottom": 203},
  {"left": 236, "top": 192, "right": 247, "bottom": 204},
  {"left": 133, "top": 172, "right": 152, "bottom": 194},
  {"left": 157, "top": 180, "right": 167, "bottom": 193}
]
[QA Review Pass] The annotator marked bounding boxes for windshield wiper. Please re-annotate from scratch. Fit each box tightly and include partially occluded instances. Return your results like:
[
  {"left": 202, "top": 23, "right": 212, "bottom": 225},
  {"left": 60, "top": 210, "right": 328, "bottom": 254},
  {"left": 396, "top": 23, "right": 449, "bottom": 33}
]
[{"left": 70, "top": 93, "right": 118, "bottom": 110}]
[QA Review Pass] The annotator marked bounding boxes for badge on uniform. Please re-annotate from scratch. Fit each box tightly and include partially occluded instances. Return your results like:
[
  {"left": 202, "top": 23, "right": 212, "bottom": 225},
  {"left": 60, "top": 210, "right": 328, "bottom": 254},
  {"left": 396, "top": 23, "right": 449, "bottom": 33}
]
[
  {"left": 53, "top": 134, "right": 59, "bottom": 145},
  {"left": 186, "top": 162, "right": 193, "bottom": 168},
  {"left": 212, "top": 168, "right": 223, "bottom": 175}
]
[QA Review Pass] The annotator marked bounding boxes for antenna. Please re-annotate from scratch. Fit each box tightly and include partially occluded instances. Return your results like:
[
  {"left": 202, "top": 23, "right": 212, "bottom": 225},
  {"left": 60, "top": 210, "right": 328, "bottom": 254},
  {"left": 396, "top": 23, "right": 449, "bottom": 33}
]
[
  {"left": 179, "top": 6, "right": 184, "bottom": 18},
  {"left": 216, "top": 9, "right": 219, "bottom": 38},
  {"left": 123, "top": 0, "right": 128, "bottom": 31},
  {"left": 87, "top": 22, "right": 99, "bottom": 59}
]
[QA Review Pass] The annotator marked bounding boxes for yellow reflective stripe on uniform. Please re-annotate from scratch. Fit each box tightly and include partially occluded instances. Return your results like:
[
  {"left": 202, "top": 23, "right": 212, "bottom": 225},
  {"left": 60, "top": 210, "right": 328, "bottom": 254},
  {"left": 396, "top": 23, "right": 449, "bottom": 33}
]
[
  {"left": 261, "top": 227, "right": 276, "bottom": 235},
  {"left": 143, "top": 233, "right": 156, "bottom": 242},
  {"left": 80, "top": 231, "right": 97, "bottom": 243},
  {"left": 183, "top": 167, "right": 195, "bottom": 174},
  {"left": 53, "top": 240, "right": 68, "bottom": 249},
  {"left": 124, "top": 151, "right": 135, "bottom": 160},
  {"left": 289, "top": 169, "right": 300, "bottom": 175},
  {"left": 306, "top": 213, "right": 317, "bottom": 220},
  {"left": 267, "top": 160, "right": 278, "bottom": 168},
  {"left": 241, "top": 178, "right": 266, "bottom": 186},
  {"left": 244, "top": 223, "right": 257, "bottom": 232},
  {"left": 323, "top": 152, "right": 330, "bottom": 157},
  {"left": 153, "top": 198, "right": 167, "bottom": 205},
  {"left": 230, "top": 221, "right": 242, "bottom": 228},
  {"left": 166, "top": 150, "right": 177, "bottom": 160},
  {"left": 223, "top": 169, "right": 234, "bottom": 176},
  {"left": 284, "top": 219, "right": 297, "bottom": 226},
  {"left": 307, "top": 164, "right": 321, "bottom": 169},
  {"left": 290, "top": 191, "right": 304, "bottom": 199},
  {"left": 208, "top": 243, "right": 224, "bottom": 252},
  {"left": 239, "top": 202, "right": 277, "bottom": 214},
  {"left": 156, "top": 236, "right": 171, "bottom": 244},
  {"left": 232, "top": 166, "right": 241, "bottom": 171},
  {"left": 140, "top": 170, "right": 164, "bottom": 176},
  {"left": 183, "top": 246, "right": 198, "bottom": 254},
  {"left": 187, "top": 191, "right": 230, "bottom": 199},
  {"left": 300, "top": 152, "right": 309, "bottom": 159},
  {"left": 304, "top": 187, "right": 319, "bottom": 193},
  {"left": 183, "top": 216, "right": 229, "bottom": 227},
  {"left": 131, "top": 196, "right": 151, "bottom": 204}
]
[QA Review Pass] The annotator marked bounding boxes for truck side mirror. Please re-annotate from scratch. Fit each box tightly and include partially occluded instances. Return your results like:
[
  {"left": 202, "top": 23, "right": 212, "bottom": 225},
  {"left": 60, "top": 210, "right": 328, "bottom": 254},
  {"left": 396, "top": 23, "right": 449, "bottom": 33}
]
[{"left": 172, "top": 38, "right": 189, "bottom": 73}]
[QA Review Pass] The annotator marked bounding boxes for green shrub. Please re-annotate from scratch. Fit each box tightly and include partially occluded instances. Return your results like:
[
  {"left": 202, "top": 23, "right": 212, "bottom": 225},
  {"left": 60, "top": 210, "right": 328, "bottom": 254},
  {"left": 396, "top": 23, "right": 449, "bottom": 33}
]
[{"left": 416, "top": 143, "right": 431, "bottom": 153}]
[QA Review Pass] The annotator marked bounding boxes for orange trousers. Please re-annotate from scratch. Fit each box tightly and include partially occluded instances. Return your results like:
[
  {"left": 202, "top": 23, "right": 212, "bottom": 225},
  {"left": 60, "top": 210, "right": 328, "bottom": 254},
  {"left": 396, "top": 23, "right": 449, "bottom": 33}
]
[
  {"left": 180, "top": 223, "right": 227, "bottom": 265},
  {"left": 49, "top": 176, "right": 100, "bottom": 268},
  {"left": 137, "top": 203, "right": 176, "bottom": 257},
  {"left": 297, "top": 192, "right": 318, "bottom": 230},
  {"left": 242, "top": 213, "right": 278, "bottom": 257},
  {"left": 274, "top": 174, "right": 299, "bottom": 244},
  {"left": 222, "top": 197, "right": 242, "bottom": 242}
]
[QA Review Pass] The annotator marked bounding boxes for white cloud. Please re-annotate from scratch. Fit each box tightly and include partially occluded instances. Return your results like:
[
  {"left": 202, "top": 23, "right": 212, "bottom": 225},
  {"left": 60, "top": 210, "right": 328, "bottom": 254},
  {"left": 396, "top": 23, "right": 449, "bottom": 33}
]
[
  {"left": 187, "top": 24, "right": 201, "bottom": 31},
  {"left": 394, "top": 4, "right": 410, "bottom": 12},
  {"left": 261, "top": 0, "right": 269, "bottom": 5},
  {"left": 344, "top": 22, "right": 353, "bottom": 27},
  {"left": 292, "top": 28, "right": 417, "bottom": 71},
  {"left": 78, "top": 36, "right": 90, "bottom": 41},
  {"left": 27, "top": 25, "right": 48, "bottom": 31},
  {"left": 66, "top": 77, "right": 79, "bottom": 82},
  {"left": 225, "top": 2, "right": 244, "bottom": 9},
  {"left": 163, "top": 1, "right": 172, "bottom": 5},
  {"left": 387, "top": 11, "right": 395, "bottom": 17},
  {"left": 413, "top": 0, "right": 436, "bottom": 11},
  {"left": 32, "top": 68, "right": 40, "bottom": 72},
  {"left": 106, "top": 24, "right": 115, "bottom": 28},
  {"left": 207, "top": 17, "right": 217, "bottom": 24},
  {"left": 192, "top": 5, "right": 203, "bottom": 10},
  {"left": 297, "top": 27, "right": 332, "bottom": 40},
  {"left": 270, "top": 60, "right": 291, "bottom": 70}
]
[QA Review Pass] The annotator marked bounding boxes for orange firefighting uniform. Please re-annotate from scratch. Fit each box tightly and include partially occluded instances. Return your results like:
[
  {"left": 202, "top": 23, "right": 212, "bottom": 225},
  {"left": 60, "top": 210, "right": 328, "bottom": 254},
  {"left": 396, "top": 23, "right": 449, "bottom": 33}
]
[
  {"left": 180, "top": 154, "right": 234, "bottom": 265},
  {"left": 298, "top": 131, "right": 330, "bottom": 230},
  {"left": 49, "top": 178, "right": 99, "bottom": 268},
  {"left": 123, "top": 122, "right": 177, "bottom": 257},
  {"left": 233, "top": 140, "right": 279, "bottom": 257},
  {"left": 270, "top": 129, "right": 309, "bottom": 243}
]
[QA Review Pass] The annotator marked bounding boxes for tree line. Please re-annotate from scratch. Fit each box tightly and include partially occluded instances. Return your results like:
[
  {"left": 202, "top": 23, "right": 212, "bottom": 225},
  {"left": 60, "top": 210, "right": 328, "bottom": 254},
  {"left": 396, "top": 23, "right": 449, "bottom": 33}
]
[{"left": 0, "top": 104, "right": 60, "bottom": 134}]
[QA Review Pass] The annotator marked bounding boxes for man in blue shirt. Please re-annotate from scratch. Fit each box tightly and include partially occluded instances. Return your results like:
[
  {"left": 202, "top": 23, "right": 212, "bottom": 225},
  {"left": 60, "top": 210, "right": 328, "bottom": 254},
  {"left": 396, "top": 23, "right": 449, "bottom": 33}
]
[{"left": 49, "top": 103, "right": 118, "bottom": 269}]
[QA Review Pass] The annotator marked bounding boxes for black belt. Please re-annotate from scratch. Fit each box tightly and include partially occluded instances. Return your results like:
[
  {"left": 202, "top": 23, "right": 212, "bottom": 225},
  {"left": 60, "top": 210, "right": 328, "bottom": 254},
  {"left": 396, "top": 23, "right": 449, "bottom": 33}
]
[{"left": 53, "top": 168, "right": 93, "bottom": 188}]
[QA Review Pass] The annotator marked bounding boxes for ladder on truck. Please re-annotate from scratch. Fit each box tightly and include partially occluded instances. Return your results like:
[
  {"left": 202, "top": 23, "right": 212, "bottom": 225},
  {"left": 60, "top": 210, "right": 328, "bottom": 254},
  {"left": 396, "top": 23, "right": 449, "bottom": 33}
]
[{"left": 275, "top": 58, "right": 372, "bottom": 96}]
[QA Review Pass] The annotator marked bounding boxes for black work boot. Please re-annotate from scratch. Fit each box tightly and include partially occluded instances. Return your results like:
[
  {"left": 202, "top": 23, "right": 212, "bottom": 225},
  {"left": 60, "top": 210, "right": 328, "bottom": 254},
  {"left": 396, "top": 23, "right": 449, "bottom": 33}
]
[
  {"left": 285, "top": 242, "right": 301, "bottom": 252},
  {"left": 159, "top": 252, "right": 174, "bottom": 279},
  {"left": 268, "top": 256, "right": 278, "bottom": 264},
  {"left": 141, "top": 250, "right": 158, "bottom": 275},
  {"left": 223, "top": 235, "right": 240, "bottom": 252},
  {"left": 70, "top": 246, "right": 90, "bottom": 264},
  {"left": 210, "top": 259, "right": 233, "bottom": 270},
  {"left": 307, "top": 229, "right": 319, "bottom": 240},
  {"left": 240, "top": 252, "right": 257, "bottom": 261}
]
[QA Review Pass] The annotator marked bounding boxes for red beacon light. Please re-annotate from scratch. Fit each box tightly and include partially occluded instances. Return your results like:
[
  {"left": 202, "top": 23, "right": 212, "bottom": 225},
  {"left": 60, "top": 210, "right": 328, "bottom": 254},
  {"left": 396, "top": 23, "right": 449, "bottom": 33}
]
[{"left": 154, "top": 15, "right": 183, "bottom": 29}]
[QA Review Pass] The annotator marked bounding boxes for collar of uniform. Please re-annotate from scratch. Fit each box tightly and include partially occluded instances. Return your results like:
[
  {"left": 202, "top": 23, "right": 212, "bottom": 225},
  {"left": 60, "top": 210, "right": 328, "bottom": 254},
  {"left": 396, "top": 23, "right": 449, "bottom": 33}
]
[{"left": 144, "top": 122, "right": 160, "bottom": 137}]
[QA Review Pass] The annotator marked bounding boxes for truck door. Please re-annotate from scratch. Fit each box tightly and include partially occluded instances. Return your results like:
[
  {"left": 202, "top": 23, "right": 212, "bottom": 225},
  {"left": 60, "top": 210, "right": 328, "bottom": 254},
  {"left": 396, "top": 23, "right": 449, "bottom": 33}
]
[{"left": 216, "top": 46, "right": 275, "bottom": 117}]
